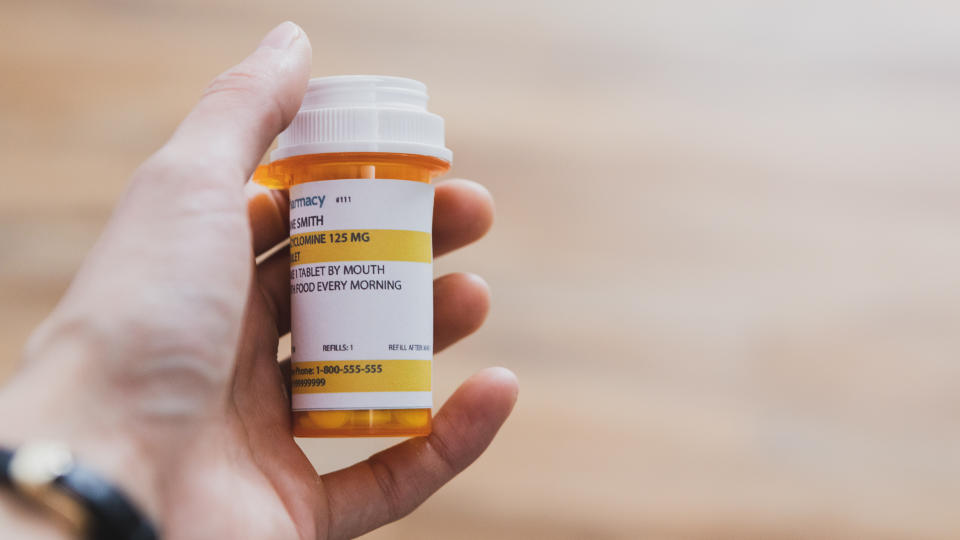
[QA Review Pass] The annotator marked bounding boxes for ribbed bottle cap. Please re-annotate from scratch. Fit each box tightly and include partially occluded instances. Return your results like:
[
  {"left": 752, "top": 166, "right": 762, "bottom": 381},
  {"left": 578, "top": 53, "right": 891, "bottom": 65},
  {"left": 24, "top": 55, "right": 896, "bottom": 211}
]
[{"left": 270, "top": 75, "right": 452, "bottom": 163}]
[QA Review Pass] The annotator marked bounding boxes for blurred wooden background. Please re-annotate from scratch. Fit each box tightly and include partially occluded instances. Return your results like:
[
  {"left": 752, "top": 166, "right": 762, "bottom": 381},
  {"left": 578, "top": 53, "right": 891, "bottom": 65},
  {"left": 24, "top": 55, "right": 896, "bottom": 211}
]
[{"left": 4, "top": 1, "right": 960, "bottom": 538}]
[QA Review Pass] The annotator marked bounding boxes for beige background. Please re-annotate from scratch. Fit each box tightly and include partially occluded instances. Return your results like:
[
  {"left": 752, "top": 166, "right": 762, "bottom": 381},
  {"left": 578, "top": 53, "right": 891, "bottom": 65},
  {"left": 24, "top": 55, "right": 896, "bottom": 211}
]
[{"left": 4, "top": 1, "right": 960, "bottom": 538}]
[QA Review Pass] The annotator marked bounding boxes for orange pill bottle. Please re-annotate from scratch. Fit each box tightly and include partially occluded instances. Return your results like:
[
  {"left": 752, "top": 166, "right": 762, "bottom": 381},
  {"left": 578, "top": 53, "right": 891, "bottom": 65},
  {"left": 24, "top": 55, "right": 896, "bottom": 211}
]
[{"left": 254, "top": 76, "right": 451, "bottom": 437}]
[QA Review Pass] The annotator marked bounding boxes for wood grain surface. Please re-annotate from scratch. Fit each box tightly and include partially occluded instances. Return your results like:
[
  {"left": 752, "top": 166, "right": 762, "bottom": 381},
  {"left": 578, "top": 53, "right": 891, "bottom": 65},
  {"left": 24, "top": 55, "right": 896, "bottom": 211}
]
[{"left": 3, "top": 1, "right": 960, "bottom": 538}]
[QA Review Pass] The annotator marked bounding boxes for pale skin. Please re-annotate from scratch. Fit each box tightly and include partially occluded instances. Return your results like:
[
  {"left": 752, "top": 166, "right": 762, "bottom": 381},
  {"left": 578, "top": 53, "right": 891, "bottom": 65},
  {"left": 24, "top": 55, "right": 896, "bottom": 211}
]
[{"left": 0, "top": 22, "right": 518, "bottom": 539}]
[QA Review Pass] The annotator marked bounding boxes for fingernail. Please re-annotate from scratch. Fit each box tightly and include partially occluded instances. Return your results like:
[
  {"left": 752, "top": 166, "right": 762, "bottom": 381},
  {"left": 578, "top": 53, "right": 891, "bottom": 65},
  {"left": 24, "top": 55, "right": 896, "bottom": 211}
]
[{"left": 259, "top": 21, "right": 301, "bottom": 50}]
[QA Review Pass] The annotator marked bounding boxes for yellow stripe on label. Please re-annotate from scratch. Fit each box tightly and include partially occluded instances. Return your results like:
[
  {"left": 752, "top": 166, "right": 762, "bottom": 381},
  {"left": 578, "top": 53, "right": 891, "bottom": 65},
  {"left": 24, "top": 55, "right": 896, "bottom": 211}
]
[
  {"left": 291, "top": 360, "right": 431, "bottom": 393},
  {"left": 290, "top": 229, "right": 431, "bottom": 266}
]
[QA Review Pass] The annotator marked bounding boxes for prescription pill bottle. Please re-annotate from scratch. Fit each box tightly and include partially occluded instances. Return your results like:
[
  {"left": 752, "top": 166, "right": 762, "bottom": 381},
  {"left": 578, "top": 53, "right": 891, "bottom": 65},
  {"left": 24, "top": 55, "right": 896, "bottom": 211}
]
[{"left": 254, "top": 76, "right": 451, "bottom": 437}]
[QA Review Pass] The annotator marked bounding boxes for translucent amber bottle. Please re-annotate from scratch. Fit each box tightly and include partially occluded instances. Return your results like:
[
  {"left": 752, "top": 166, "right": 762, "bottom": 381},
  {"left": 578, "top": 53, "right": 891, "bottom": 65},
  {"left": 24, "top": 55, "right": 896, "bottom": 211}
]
[{"left": 255, "top": 76, "right": 451, "bottom": 437}]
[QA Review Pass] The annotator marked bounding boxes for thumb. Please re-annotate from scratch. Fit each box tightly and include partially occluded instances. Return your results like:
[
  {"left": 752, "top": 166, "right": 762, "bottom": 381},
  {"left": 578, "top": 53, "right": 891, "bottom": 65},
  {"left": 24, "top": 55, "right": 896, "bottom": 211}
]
[
  {"left": 165, "top": 21, "right": 312, "bottom": 182},
  {"left": 107, "top": 21, "right": 311, "bottom": 230},
  {"left": 40, "top": 23, "right": 311, "bottom": 376},
  {"left": 89, "top": 20, "right": 311, "bottom": 282},
  {"left": 102, "top": 20, "right": 310, "bottom": 260}
]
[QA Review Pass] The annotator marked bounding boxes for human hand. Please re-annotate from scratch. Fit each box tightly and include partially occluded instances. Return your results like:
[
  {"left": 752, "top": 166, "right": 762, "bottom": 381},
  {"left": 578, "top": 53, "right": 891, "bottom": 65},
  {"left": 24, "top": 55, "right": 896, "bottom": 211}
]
[{"left": 0, "top": 22, "right": 517, "bottom": 539}]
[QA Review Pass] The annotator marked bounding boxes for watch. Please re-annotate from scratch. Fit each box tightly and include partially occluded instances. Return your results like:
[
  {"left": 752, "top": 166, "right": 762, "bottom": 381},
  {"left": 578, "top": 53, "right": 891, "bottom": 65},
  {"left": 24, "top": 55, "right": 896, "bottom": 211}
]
[{"left": 0, "top": 441, "right": 158, "bottom": 540}]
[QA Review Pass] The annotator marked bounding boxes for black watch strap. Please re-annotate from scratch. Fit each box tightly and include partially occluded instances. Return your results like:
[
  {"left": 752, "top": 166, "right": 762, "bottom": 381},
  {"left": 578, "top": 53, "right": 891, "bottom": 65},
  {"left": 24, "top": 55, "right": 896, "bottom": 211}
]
[
  {"left": 0, "top": 444, "right": 159, "bottom": 540},
  {"left": 0, "top": 447, "right": 12, "bottom": 487}
]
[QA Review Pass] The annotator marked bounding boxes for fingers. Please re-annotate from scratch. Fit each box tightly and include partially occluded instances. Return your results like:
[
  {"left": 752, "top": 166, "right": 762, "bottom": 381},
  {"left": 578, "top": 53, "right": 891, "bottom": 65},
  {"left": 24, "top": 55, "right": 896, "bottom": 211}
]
[
  {"left": 251, "top": 177, "right": 494, "bottom": 342},
  {"left": 246, "top": 181, "right": 290, "bottom": 256},
  {"left": 433, "top": 273, "right": 491, "bottom": 351},
  {"left": 251, "top": 178, "right": 495, "bottom": 341},
  {"left": 249, "top": 178, "right": 494, "bottom": 258},
  {"left": 320, "top": 368, "right": 519, "bottom": 540},
  {"left": 257, "top": 249, "right": 490, "bottom": 349},
  {"left": 433, "top": 179, "right": 495, "bottom": 257},
  {"left": 256, "top": 246, "right": 291, "bottom": 334}
]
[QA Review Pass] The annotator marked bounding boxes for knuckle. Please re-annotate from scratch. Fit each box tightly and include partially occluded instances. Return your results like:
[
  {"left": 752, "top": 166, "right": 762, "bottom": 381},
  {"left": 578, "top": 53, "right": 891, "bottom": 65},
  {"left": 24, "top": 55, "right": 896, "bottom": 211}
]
[
  {"left": 424, "top": 430, "right": 460, "bottom": 476},
  {"left": 204, "top": 63, "right": 272, "bottom": 101},
  {"left": 202, "top": 64, "right": 286, "bottom": 133},
  {"left": 366, "top": 454, "right": 408, "bottom": 523}
]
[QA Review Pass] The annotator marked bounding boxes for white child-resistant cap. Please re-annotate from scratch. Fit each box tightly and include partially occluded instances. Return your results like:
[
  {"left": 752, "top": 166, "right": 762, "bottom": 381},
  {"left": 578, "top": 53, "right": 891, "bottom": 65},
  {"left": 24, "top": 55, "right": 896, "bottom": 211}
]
[{"left": 270, "top": 75, "right": 452, "bottom": 163}]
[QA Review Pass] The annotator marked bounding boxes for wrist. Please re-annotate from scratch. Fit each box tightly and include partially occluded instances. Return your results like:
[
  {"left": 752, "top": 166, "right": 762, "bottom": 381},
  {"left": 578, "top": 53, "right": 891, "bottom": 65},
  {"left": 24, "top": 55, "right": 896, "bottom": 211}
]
[{"left": 0, "top": 368, "right": 164, "bottom": 533}]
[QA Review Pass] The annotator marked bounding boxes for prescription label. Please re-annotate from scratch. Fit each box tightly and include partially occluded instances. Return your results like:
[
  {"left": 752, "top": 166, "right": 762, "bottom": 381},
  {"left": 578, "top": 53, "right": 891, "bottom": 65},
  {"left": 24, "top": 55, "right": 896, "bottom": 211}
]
[{"left": 288, "top": 179, "right": 433, "bottom": 411}]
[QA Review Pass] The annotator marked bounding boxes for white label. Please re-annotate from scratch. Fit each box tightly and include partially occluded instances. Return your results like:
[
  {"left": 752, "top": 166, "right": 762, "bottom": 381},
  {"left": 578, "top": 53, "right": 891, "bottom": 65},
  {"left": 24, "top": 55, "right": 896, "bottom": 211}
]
[{"left": 288, "top": 179, "right": 433, "bottom": 411}]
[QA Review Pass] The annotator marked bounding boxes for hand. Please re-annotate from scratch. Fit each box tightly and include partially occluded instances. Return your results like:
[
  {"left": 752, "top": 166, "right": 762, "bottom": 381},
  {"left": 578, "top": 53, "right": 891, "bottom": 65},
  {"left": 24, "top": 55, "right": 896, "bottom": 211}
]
[{"left": 0, "top": 22, "right": 518, "bottom": 539}]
